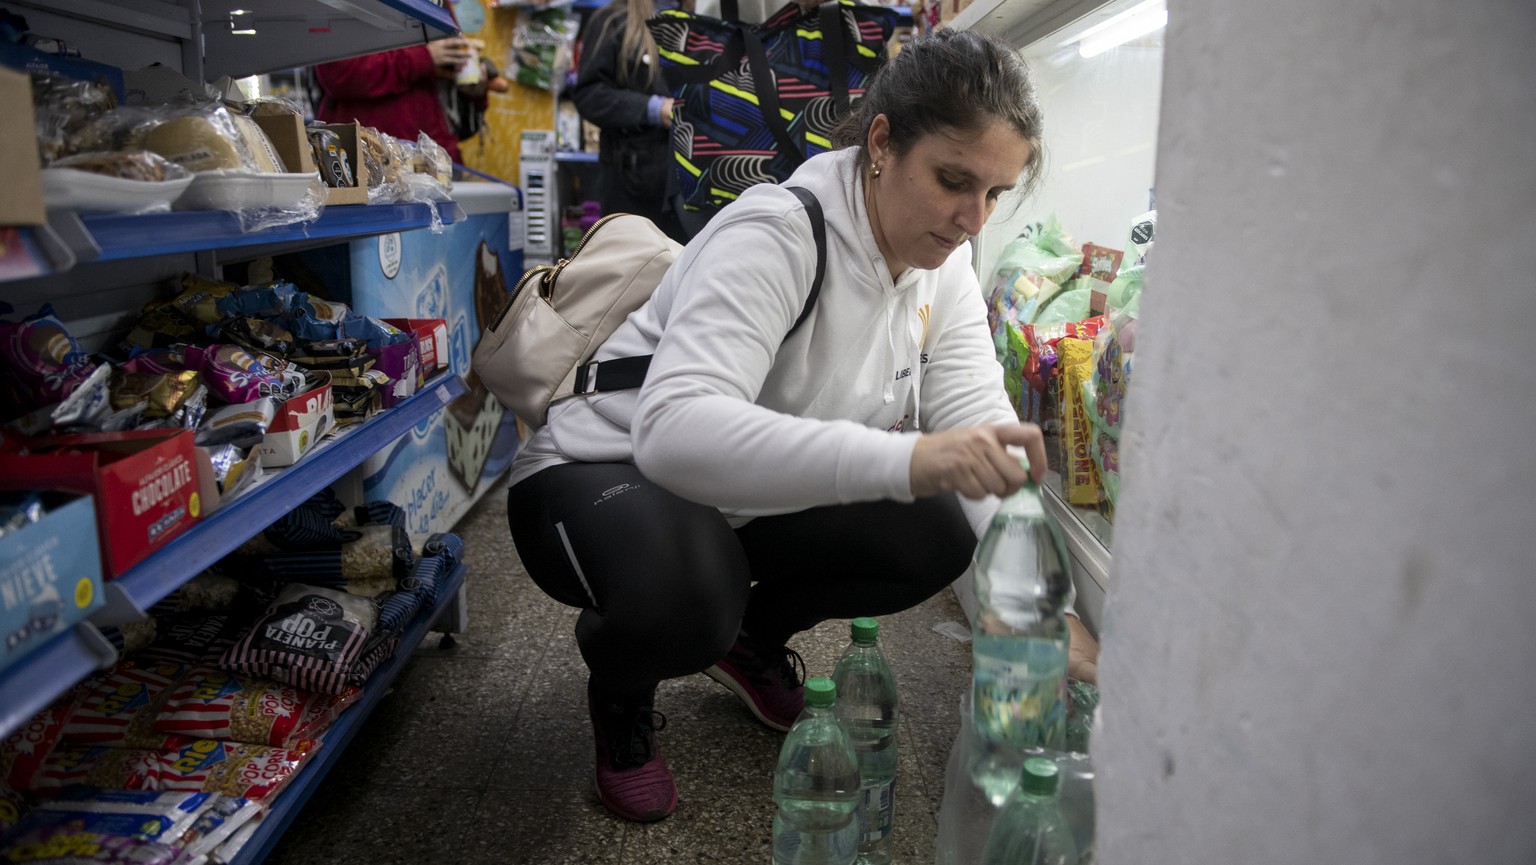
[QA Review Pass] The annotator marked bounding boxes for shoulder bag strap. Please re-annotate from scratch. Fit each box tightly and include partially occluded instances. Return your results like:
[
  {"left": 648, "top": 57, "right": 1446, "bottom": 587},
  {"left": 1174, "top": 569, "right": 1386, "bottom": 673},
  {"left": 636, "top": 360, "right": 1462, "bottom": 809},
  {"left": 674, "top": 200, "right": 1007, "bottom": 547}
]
[
  {"left": 575, "top": 187, "right": 826, "bottom": 396},
  {"left": 819, "top": 0, "right": 850, "bottom": 119},
  {"left": 742, "top": 26, "right": 806, "bottom": 165}
]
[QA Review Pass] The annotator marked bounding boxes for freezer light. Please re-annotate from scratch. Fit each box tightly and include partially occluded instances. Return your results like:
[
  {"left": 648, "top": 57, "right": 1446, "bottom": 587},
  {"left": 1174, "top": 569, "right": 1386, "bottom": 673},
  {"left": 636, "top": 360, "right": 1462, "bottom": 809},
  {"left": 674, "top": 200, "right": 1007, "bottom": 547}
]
[{"left": 1075, "top": 0, "right": 1167, "bottom": 58}]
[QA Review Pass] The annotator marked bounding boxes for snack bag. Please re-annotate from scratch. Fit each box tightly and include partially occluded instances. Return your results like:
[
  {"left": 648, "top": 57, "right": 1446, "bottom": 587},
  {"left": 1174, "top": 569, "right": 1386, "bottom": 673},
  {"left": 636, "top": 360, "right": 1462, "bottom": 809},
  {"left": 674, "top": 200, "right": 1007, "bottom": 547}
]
[
  {"left": 219, "top": 584, "right": 380, "bottom": 695},
  {"left": 1057, "top": 337, "right": 1101, "bottom": 506},
  {"left": 60, "top": 655, "right": 197, "bottom": 749},
  {"left": 1001, "top": 322, "right": 1029, "bottom": 420},
  {"left": 153, "top": 664, "right": 360, "bottom": 747}
]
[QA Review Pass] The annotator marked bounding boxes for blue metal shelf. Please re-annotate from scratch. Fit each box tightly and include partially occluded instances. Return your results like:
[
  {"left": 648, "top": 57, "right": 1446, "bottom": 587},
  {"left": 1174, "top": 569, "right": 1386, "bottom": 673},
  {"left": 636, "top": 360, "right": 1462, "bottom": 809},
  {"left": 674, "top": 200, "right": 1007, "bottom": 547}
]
[
  {"left": 107, "top": 373, "right": 468, "bottom": 617},
  {"left": 77, "top": 202, "right": 461, "bottom": 263},
  {"left": 0, "top": 373, "right": 467, "bottom": 742},
  {"left": 0, "top": 623, "right": 118, "bottom": 742},
  {"left": 375, "top": 0, "right": 459, "bottom": 34},
  {"left": 228, "top": 562, "right": 467, "bottom": 865}
]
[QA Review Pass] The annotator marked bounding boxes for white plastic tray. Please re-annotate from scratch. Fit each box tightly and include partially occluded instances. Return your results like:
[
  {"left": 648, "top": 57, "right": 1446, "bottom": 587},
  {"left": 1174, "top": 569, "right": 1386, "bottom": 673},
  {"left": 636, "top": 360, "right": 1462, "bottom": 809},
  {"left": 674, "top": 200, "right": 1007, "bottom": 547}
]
[
  {"left": 176, "top": 170, "right": 319, "bottom": 212},
  {"left": 41, "top": 168, "right": 194, "bottom": 214}
]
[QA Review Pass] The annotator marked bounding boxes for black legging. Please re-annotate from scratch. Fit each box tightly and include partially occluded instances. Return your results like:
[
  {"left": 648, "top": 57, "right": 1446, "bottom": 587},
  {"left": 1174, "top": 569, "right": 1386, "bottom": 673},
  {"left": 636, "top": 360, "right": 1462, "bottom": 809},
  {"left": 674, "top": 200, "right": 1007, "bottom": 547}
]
[{"left": 506, "top": 462, "right": 975, "bottom": 703}]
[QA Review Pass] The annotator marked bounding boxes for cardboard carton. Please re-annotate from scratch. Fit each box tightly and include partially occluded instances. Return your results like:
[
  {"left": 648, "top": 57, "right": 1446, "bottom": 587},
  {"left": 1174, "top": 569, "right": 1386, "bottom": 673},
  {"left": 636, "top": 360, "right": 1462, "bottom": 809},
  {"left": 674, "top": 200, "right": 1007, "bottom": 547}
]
[
  {"left": 0, "top": 430, "right": 203, "bottom": 577},
  {"left": 257, "top": 372, "right": 335, "bottom": 469},
  {"left": 384, "top": 318, "right": 449, "bottom": 374},
  {"left": 258, "top": 118, "right": 369, "bottom": 206},
  {"left": 0, "top": 493, "right": 105, "bottom": 673},
  {"left": 0, "top": 67, "right": 44, "bottom": 226}
]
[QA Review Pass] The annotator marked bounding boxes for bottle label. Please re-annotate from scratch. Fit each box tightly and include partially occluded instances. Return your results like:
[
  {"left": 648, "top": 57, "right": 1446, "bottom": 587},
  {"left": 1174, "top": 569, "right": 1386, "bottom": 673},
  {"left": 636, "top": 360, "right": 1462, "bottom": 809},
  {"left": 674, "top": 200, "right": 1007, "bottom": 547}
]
[
  {"left": 972, "top": 637, "right": 1068, "bottom": 749},
  {"left": 857, "top": 778, "right": 895, "bottom": 843}
]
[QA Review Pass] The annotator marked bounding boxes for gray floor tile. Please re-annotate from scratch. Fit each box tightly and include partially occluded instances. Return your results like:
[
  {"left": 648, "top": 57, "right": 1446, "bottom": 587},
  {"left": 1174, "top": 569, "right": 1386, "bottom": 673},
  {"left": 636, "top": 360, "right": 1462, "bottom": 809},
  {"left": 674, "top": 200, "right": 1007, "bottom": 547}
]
[
  {"left": 264, "top": 785, "right": 483, "bottom": 865},
  {"left": 461, "top": 789, "right": 628, "bottom": 864}
]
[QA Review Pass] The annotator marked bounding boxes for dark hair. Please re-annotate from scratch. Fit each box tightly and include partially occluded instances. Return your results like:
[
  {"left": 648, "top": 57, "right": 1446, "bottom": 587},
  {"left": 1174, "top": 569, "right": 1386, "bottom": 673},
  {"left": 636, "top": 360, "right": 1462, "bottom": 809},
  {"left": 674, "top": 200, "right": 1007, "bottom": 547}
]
[{"left": 832, "top": 29, "right": 1045, "bottom": 198}]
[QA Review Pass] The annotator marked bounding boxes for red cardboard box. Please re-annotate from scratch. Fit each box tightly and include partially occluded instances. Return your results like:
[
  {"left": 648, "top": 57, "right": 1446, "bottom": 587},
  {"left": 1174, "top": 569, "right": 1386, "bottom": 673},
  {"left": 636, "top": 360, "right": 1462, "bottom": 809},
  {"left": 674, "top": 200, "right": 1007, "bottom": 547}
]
[
  {"left": 0, "top": 430, "right": 202, "bottom": 577},
  {"left": 258, "top": 372, "right": 335, "bottom": 469},
  {"left": 384, "top": 318, "right": 449, "bottom": 374}
]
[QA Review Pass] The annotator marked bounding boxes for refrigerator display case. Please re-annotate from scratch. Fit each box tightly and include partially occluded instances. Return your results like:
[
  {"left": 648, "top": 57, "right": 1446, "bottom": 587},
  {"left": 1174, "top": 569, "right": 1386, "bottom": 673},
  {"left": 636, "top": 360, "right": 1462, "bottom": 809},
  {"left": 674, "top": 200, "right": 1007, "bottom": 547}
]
[{"left": 958, "top": 0, "right": 1167, "bottom": 633}]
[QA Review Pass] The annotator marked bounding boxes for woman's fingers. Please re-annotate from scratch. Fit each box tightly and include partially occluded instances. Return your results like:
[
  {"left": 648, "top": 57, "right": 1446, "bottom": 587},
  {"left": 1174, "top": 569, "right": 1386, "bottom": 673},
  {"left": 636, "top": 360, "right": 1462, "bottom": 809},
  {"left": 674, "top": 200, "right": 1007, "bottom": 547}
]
[{"left": 910, "top": 423, "right": 1045, "bottom": 499}]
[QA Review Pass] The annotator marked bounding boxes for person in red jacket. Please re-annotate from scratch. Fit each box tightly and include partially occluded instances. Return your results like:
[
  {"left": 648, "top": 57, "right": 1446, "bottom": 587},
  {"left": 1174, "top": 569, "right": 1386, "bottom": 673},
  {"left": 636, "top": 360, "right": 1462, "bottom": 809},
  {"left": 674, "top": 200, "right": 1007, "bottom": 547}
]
[{"left": 315, "top": 37, "right": 479, "bottom": 163}]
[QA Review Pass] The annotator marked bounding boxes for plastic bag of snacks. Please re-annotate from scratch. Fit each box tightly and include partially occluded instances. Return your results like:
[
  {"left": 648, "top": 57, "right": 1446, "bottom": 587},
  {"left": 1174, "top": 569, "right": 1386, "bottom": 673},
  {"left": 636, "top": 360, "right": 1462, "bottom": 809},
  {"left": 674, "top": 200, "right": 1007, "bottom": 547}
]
[
  {"left": 986, "top": 217, "right": 1082, "bottom": 354},
  {"left": 30, "top": 740, "right": 315, "bottom": 805},
  {"left": 219, "top": 583, "right": 380, "bottom": 695},
  {"left": 1056, "top": 336, "right": 1102, "bottom": 506},
  {"left": 1081, "top": 311, "right": 1135, "bottom": 506},
  {"left": 152, "top": 664, "right": 360, "bottom": 747}
]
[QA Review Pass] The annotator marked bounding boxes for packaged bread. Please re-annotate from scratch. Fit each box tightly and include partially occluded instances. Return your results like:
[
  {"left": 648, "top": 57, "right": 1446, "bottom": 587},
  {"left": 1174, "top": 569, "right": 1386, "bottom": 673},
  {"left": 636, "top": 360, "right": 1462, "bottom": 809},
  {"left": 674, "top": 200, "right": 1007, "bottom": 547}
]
[
  {"left": 143, "top": 106, "right": 282, "bottom": 173},
  {"left": 50, "top": 150, "right": 189, "bottom": 182}
]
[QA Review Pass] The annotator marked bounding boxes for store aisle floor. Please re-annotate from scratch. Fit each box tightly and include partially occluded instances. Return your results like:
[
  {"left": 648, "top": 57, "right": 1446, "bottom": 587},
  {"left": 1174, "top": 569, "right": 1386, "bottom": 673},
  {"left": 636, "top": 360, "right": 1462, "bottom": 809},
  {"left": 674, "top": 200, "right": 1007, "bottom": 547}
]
[{"left": 264, "top": 488, "right": 974, "bottom": 865}]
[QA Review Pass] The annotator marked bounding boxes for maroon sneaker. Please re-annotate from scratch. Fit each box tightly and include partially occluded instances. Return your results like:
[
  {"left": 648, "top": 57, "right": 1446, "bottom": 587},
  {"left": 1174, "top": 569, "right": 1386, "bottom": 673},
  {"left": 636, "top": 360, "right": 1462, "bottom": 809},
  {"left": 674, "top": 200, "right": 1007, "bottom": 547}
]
[
  {"left": 588, "top": 685, "right": 678, "bottom": 822},
  {"left": 703, "top": 635, "right": 806, "bottom": 732}
]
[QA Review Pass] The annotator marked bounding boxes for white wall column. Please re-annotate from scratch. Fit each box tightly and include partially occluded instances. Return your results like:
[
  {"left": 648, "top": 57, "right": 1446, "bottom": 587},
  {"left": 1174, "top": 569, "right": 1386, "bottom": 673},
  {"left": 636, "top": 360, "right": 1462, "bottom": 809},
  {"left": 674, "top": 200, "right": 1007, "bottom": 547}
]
[{"left": 1096, "top": 1, "right": 1536, "bottom": 862}]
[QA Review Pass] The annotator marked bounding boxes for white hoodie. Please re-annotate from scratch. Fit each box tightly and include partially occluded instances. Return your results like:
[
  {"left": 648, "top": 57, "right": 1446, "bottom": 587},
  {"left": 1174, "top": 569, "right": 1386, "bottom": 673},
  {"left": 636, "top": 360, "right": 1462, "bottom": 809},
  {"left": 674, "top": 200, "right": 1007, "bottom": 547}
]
[{"left": 509, "top": 148, "right": 1017, "bottom": 529}]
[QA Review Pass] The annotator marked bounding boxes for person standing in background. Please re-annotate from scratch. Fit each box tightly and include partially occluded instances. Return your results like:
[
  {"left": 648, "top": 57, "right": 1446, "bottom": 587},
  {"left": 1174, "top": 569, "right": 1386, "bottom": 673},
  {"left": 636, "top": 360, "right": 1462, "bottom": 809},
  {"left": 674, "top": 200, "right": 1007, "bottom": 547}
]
[
  {"left": 571, "top": 0, "right": 689, "bottom": 244},
  {"left": 315, "top": 36, "right": 484, "bottom": 164}
]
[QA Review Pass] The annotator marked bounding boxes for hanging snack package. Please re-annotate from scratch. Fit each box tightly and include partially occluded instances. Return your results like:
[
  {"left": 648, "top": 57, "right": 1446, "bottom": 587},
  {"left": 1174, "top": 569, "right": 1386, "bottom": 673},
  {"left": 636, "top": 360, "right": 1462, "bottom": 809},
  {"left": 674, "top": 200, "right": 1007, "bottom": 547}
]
[
  {"left": 220, "top": 583, "right": 380, "bottom": 695},
  {"left": 1056, "top": 337, "right": 1101, "bottom": 506},
  {"left": 512, "top": 6, "right": 578, "bottom": 91}
]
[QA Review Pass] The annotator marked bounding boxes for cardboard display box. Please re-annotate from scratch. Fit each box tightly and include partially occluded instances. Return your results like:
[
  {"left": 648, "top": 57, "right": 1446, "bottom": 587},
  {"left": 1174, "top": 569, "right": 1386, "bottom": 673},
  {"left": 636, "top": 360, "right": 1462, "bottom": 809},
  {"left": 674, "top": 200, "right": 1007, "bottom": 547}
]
[
  {"left": 384, "top": 318, "right": 449, "bottom": 375},
  {"left": 0, "top": 67, "right": 44, "bottom": 227},
  {"left": 0, "top": 430, "right": 202, "bottom": 577},
  {"left": 257, "top": 118, "right": 369, "bottom": 206},
  {"left": 257, "top": 372, "right": 335, "bottom": 469},
  {"left": 0, "top": 493, "right": 106, "bottom": 674},
  {"left": 251, "top": 112, "right": 318, "bottom": 176}
]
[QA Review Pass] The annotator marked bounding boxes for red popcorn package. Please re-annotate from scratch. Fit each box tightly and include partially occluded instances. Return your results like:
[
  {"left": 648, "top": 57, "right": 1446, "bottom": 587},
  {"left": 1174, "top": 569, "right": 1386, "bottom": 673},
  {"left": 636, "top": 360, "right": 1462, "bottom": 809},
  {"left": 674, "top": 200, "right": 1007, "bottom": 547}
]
[
  {"left": 61, "top": 655, "right": 197, "bottom": 748},
  {"left": 1, "top": 704, "right": 69, "bottom": 789},
  {"left": 153, "top": 664, "right": 360, "bottom": 747},
  {"left": 31, "top": 740, "right": 316, "bottom": 805}
]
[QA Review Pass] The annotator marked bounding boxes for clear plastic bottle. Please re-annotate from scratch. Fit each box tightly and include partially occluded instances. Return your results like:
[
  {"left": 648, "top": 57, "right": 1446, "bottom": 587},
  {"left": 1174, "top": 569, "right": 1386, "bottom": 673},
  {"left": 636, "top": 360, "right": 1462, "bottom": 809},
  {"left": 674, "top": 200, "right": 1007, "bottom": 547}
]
[
  {"left": 969, "top": 474, "right": 1075, "bottom": 805},
  {"left": 980, "top": 757, "right": 1079, "bottom": 865},
  {"left": 773, "top": 677, "right": 861, "bottom": 865},
  {"left": 831, "top": 617, "right": 899, "bottom": 865}
]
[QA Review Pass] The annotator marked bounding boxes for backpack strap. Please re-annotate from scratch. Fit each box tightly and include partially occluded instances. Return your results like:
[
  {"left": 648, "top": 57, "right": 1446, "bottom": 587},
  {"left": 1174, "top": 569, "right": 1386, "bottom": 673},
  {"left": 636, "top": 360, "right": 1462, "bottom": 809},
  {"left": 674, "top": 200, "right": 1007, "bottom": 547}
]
[
  {"left": 784, "top": 185, "right": 825, "bottom": 337},
  {"left": 572, "top": 185, "right": 827, "bottom": 397}
]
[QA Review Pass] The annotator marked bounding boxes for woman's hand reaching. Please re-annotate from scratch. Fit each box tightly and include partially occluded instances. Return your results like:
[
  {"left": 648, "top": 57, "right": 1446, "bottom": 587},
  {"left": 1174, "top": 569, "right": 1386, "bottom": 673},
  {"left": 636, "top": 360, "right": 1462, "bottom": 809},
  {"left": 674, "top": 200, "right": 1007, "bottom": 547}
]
[{"left": 909, "top": 422, "right": 1046, "bottom": 500}]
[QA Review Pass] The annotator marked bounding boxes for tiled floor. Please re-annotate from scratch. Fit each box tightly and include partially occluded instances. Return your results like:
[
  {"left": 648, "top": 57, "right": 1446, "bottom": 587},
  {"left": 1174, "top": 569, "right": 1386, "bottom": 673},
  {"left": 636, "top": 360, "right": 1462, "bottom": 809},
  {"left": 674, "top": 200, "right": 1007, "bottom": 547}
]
[{"left": 264, "top": 488, "right": 975, "bottom": 865}]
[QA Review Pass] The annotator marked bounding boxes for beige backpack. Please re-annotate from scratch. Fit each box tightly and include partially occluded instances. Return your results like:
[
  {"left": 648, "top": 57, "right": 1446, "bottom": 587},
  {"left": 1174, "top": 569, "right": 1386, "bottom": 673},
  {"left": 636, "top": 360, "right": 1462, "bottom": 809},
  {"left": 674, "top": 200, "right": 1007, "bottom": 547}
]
[{"left": 471, "top": 188, "right": 825, "bottom": 428}]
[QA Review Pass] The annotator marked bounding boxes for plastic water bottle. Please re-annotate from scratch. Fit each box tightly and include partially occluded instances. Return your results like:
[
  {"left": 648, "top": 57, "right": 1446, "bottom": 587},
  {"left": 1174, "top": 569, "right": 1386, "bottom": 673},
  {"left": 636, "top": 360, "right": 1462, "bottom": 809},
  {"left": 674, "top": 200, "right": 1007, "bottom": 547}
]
[
  {"left": 773, "top": 677, "right": 861, "bottom": 865},
  {"left": 832, "top": 617, "right": 899, "bottom": 865},
  {"left": 969, "top": 473, "right": 1075, "bottom": 805},
  {"left": 980, "top": 757, "right": 1079, "bottom": 865}
]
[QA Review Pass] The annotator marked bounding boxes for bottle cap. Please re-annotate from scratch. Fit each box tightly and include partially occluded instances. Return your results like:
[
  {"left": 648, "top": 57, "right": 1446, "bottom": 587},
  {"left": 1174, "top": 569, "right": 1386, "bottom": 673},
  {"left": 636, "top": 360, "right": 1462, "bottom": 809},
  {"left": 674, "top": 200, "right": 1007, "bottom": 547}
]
[
  {"left": 805, "top": 676, "right": 837, "bottom": 708},
  {"left": 1018, "top": 756, "right": 1060, "bottom": 795},
  {"left": 850, "top": 617, "right": 879, "bottom": 643}
]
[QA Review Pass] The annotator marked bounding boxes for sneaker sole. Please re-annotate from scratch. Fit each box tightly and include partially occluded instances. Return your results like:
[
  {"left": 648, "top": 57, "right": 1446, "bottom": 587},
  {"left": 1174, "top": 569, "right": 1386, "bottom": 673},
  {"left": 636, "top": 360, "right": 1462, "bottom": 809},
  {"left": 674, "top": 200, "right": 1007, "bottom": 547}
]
[
  {"left": 702, "top": 664, "right": 793, "bottom": 732},
  {"left": 592, "top": 772, "right": 677, "bottom": 823}
]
